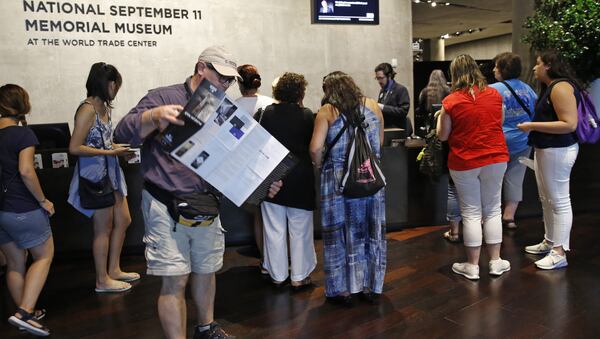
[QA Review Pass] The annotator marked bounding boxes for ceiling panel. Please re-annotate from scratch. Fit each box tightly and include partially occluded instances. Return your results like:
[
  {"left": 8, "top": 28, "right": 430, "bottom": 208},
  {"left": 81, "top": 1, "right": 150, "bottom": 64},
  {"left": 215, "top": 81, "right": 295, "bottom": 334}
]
[{"left": 412, "top": 0, "right": 513, "bottom": 45}]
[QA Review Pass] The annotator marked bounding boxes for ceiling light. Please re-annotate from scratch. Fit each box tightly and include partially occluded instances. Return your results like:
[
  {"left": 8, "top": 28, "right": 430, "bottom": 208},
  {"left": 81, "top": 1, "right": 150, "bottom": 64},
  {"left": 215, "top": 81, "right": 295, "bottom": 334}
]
[
  {"left": 431, "top": 2, "right": 437, "bottom": 7},
  {"left": 445, "top": 2, "right": 450, "bottom": 5},
  {"left": 414, "top": 0, "right": 421, "bottom": 3}
]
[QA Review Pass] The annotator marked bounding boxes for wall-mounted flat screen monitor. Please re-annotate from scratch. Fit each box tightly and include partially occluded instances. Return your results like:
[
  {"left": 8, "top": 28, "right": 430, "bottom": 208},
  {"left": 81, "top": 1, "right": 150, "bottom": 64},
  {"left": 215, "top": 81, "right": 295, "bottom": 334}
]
[
  {"left": 28, "top": 123, "right": 72, "bottom": 149},
  {"left": 312, "top": 0, "right": 379, "bottom": 25}
]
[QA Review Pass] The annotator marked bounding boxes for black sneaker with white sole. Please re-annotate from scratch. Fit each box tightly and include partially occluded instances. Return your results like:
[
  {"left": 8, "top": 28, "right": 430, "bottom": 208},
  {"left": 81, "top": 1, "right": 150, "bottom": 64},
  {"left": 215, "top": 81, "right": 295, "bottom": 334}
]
[
  {"left": 8, "top": 308, "right": 50, "bottom": 336},
  {"left": 194, "top": 322, "right": 235, "bottom": 339}
]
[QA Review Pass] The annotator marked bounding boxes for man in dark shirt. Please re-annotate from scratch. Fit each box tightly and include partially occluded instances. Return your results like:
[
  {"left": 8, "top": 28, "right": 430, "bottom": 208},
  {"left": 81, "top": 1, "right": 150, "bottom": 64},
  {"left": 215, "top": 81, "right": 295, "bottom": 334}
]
[
  {"left": 374, "top": 62, "right": 412, "bottom": 136},
  {"left": 114, "top": 46, "right": 281, "bottom": 339}
]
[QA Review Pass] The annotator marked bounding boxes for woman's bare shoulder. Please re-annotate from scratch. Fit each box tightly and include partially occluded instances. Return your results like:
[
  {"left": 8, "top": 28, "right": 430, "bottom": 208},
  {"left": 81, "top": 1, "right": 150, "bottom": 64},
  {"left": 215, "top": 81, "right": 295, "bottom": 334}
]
[{"left": 317, "top": 103, "right": 339, "bottom": 121}]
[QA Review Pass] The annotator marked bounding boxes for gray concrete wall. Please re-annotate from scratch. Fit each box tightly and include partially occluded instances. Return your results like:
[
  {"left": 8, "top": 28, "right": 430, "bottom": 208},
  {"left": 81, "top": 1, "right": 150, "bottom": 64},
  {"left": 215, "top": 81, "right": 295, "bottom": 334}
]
[
  {"left": 0, "top": 0, "right": 412, "bottom": 126},
  {"left": 445, "top": 34, "right": 512, "bottom": 61}
]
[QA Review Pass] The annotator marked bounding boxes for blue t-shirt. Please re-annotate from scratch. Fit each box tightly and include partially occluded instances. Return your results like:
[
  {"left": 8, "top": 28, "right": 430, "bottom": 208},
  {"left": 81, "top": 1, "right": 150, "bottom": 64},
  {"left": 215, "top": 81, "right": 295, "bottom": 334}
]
[
  {"left": 490, "top": 79, "right": 538, "bottom": 155},
  {"left": 0, "top": 125, "right": 40, "bottom": 213}
]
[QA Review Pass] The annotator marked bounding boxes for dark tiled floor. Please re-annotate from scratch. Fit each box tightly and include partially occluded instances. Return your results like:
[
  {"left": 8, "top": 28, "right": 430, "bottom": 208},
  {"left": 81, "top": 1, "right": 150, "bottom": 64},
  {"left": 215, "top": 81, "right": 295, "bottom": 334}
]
[{"left": 1, "top": 214, "right": 599, "bottom": 338}]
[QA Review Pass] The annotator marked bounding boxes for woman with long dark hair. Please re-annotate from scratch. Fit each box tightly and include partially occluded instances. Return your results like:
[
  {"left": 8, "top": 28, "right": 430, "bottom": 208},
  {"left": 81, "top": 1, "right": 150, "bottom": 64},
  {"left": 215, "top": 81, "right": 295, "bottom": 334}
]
[
  {"left": 310, "top": 71, "right": 385, "bottom": 305},
  {"left": 517, "top": 50, "right": 580, "bottom": 269},
  {"left": 68, "top": 62, "right": 138, "bottom": 292},
  {"left": 437, "top": 54, "right": 510, "bottom": 280},
  {"left": 0, "top": 84, "right": 54, "bottom": 336}
]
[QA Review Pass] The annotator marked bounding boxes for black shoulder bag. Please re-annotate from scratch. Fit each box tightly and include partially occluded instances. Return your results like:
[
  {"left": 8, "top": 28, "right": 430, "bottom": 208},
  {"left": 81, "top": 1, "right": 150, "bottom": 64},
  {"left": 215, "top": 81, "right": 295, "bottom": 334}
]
[
  {"left": 418, "top": 110, "right": 448, "bottom": 181},
  {"left": 78, "top": 106, "right": 116, "bottom": 210}
]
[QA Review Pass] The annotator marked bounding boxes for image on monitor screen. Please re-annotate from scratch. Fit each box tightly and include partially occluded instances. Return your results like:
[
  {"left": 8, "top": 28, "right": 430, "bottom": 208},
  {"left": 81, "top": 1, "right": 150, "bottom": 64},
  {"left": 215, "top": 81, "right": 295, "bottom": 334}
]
[
  {"left": 312, "top": 0, "right": 379, "bottom": 25},
  {"left": 28, "top": 123, "right": 72, "bottom": 150}
]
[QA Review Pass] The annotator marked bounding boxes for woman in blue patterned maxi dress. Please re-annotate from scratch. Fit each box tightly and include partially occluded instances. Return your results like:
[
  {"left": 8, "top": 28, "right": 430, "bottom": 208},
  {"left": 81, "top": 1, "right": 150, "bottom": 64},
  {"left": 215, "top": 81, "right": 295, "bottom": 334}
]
[
  {"left": 310, "top": 71, "right": 386, "bottom": 305},
  {"left": 67, "top": 62, "right": 139, "bottom": 293}
]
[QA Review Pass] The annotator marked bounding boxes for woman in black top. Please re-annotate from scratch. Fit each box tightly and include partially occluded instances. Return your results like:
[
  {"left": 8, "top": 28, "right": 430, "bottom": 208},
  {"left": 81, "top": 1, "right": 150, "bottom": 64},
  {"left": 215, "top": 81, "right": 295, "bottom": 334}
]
[
  {"left": 0, "top": 84, "right": 54, "bottom": 336},
  {"left": 259, "top": 72, "right": 316, "bottom": 289},
  {"left": 517, "top": 50, "right": 580, "bottom": 270}
]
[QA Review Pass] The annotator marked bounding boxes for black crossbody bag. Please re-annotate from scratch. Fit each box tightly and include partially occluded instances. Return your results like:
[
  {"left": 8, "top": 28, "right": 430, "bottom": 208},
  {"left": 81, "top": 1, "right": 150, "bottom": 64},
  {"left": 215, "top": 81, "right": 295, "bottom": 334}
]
[{"left": 78, "top": 104, "right": 116, "bottom": 209}]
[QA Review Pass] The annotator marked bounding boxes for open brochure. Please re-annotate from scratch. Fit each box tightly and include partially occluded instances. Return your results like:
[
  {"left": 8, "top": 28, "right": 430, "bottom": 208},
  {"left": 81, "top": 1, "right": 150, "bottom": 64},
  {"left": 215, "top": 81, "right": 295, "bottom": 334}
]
[{"left": 157, "top": 79, "right": 297, "bottom": 207}]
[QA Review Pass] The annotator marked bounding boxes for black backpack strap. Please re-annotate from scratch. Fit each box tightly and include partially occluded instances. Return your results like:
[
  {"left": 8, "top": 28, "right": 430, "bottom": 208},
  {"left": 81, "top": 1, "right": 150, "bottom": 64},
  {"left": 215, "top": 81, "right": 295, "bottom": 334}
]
[
  {"left": 322, "top": 113, "right": 348, "bottom": 162},
  {"left": 501, "top": 81, "right": 533, "bottom": 117},
  {"left": 544, "top": 78, "right": 574, "bottom": 106}
]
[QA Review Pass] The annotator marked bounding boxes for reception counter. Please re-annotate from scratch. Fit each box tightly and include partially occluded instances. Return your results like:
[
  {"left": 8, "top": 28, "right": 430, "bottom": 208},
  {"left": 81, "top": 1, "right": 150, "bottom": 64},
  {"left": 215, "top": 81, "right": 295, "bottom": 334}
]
[{"left": 38, "top": 142, "right": 600, "bottom": 253}]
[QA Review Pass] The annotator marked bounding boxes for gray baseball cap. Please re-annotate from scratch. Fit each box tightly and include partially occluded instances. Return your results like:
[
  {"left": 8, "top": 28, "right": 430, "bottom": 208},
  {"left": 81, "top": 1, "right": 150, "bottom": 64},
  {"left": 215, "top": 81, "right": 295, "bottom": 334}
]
[{"left": 198, "top": 46, "right": 239, "bottom": 77}]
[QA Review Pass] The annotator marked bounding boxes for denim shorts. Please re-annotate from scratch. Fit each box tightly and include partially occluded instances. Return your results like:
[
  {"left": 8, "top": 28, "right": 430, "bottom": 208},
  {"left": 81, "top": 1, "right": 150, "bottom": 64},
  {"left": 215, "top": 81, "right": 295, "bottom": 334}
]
[{"left": 0, "top": 208, "right": 52, "bottom": 249}]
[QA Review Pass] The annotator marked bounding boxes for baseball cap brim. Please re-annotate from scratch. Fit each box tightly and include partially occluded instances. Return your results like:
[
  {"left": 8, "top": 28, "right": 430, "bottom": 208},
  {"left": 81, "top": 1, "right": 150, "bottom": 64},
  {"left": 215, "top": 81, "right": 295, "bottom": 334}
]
[{"left": 211, "top": 63, "right": 240, "bottom": 78}]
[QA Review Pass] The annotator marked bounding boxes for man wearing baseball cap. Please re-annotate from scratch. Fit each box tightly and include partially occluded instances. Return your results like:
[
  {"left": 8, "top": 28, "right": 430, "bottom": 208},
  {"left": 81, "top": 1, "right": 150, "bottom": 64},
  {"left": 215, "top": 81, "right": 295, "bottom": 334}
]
[{"left": 115, "top": 46, "right": 282, "bottom": 339}]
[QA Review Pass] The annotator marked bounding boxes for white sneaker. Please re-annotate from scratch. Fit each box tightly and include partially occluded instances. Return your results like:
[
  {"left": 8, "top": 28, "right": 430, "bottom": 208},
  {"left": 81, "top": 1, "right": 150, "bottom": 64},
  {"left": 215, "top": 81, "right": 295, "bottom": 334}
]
[
  {"left": 525, "top": 240, "right": 552, "bottom": 255},
  {"left": 535, "top": 250, "right": 568, "bottom": 270},
  {"left": 452, "top": 262, "right": 480, "bottom": 280},
  {"left": 489, "top": 258, "right": 511, "bottom": 276}
]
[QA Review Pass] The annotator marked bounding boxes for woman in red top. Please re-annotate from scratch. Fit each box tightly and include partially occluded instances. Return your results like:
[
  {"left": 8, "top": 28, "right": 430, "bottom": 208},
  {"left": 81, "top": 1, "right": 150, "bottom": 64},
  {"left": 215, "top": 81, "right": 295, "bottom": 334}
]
[{"left": 437, "top": 54, "right": 510, "bottom": 280}]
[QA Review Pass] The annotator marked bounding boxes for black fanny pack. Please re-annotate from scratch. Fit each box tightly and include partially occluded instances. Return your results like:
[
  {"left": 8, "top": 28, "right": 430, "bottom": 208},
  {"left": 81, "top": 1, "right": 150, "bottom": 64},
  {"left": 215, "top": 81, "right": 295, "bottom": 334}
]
[{"left": 144, "top": 181, "right": 220, "bottom": 227}]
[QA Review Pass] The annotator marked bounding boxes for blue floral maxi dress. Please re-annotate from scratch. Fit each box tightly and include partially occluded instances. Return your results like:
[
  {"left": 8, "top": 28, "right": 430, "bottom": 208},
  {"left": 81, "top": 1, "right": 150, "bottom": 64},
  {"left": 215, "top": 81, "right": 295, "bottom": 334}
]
[
  {"left": 68, "top": 105, "right": 127, "bottom": 217},
  {"left": 321, "top": 106, "right": 386, "bottom": 297}
]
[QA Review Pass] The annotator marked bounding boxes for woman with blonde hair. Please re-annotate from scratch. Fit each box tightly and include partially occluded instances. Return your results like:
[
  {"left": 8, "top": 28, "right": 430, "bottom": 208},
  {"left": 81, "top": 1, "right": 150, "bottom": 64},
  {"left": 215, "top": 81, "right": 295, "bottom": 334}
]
[
  {"left": 1, "top": 84, "right": 54, "bottom": 336},
  {"left": 310, "top": 71, "right": 385, "bottom": 305},
  {"left": 437, "top": 54, "right": 510, "bottom": 280}
]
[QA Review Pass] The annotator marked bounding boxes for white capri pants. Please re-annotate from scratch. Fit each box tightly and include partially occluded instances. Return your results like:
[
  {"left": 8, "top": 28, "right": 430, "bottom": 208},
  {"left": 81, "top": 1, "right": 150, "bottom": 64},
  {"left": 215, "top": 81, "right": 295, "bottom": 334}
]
[
  {"left": 450, "top": 162, "right": 507, "bottom": 247},
  {"left": 534, "top": 144, "right": 578, "bottom": 251},
  {"left": 261, "top": 202, "right": 317, "bottom": 282}
]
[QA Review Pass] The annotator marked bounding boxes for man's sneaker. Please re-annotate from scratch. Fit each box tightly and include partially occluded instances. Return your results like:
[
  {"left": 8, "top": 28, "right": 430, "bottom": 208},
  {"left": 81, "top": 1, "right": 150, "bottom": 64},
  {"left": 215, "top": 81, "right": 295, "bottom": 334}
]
[
  {"left": 535, "top": 250, "right": 568, "bottom": 270},
  {"left": 194, "top": 322, "right": 235, "bottom": 339},
  {"left": 489, "top": 258, "right": 511, "bottom": 276},
  {"left": 525, "top": 240, "right": 552, "bottom": 255},
  {"left": 452, "top": 262, "right": 480, "bottom": 280}
]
